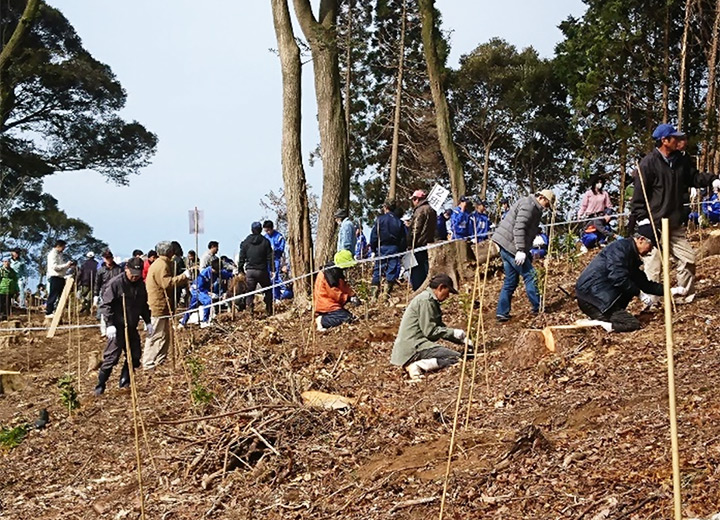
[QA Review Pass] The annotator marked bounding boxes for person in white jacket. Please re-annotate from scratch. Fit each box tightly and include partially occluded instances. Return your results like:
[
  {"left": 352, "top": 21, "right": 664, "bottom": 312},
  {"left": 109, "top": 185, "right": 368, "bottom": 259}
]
[{"left": 46, "top": 240, "right": 73, "bottom": 317}]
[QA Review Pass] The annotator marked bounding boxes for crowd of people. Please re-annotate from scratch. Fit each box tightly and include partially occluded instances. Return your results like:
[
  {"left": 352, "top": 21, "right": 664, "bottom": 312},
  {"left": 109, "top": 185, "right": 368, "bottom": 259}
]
[{"left": 0, "top": 123, "right": 715, "bottom": 387}]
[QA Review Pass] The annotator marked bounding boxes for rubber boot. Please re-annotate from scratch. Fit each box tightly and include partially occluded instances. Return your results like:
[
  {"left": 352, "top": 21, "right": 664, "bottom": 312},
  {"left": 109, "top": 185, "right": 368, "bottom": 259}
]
[
  {"left": 384, "top": 281, "right": 396, "bottom": 297},
  {"left": 370, "top": 284, "right": 380, "bottom": 302},
  {"left": 95, "top": 367, "right": 111, "bottom": 396},
  {"left": 118, "top": 361, "right": 130, "bottom": 389}
]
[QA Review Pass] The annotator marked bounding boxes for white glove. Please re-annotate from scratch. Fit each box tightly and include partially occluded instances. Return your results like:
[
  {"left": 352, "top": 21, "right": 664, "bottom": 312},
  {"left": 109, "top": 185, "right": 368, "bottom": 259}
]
[
  {"left": 452, "top": 328, "right": 466, "bottom": 341},
  {"left": 209, "top": 292, "right": 218, "bottom": 299},
  {"left": 690, "top": 187, "right": 698, "bottom": 200},
  {"left": 183, "top": 269, "right": 192, "bottom": 279},
  {"left": 106, "top": 326, "right": 117, "bottom": 341},
  {"left": 532, "top": 235, "right": 545, "bottom": 248},
  {"left": 93, "top": 296, "right": 100, "bottom": 306},
  {"left": 671, "top": 286, "right": 687, "bottom": 296},
  {"left": 514, "top": 251, "right": 526, "bottom": 266},
  {"left": 145, "top": 323, "right": 154, "bottom": 336}
]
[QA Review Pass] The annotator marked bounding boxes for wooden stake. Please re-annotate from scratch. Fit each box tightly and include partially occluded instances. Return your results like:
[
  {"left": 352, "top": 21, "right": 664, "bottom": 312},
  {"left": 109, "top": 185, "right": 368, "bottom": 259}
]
[
  {"left": 662, "top": 218, "right": 682, "bottom": 519},
  {"left": 47, "top": 276, "right": 75, "bottom": 338},
  {"left": 540, "top": 204, "right": 557, "bottom": 314},
  {"left": 121, "top": 295, "right": 146, "bottom": 520}
]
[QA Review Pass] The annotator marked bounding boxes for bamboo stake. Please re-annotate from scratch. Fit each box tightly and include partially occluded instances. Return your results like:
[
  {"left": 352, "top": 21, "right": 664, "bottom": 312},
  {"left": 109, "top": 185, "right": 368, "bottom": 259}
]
[
  {"left": 540, "top": 204, "right": 557, "bottom": 314},
  {"left": 661, "top": 219, "right": 682, "bottom": 520},
  {"left": 464, "top": 240, "right": 493, "bottom": 427},
  {"left": 438, "top": 238, "right": 482, "bottom": 520},
  {"left": 75, "top": 280, "right": 81, "bottom": 395},
  {"left": 121, "top": 294, "right": 146, "bottom": 520}
]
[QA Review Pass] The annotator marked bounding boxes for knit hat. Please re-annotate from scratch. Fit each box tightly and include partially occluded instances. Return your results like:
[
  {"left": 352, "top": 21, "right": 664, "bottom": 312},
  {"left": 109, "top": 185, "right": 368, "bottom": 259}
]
[{"left": 333, "top": 250, "right": 357, "bottom": 269}]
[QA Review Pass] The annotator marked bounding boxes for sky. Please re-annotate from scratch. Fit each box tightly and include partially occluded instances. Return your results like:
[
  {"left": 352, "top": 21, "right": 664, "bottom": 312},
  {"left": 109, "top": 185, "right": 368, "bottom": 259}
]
[{"left": 43, "top": 0, "right": 586, "bottom": 260}]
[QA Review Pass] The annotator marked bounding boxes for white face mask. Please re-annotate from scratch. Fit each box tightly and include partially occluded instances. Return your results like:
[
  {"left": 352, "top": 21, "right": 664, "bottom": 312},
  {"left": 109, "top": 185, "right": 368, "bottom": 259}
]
[{"left": 595, "top": 183, "right": 603, "bottom": 190}]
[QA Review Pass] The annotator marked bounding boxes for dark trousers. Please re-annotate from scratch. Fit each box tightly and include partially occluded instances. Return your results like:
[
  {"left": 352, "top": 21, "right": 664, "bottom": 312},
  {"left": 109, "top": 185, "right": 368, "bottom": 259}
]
[
  {"left": 0, "top": 293, "right": 9, "bottom": 319},
  {"left": 46, "top": 276, "right": 65, "bottom": 315},
  {"left": 97, "top": 325, "right": 141, "bottom": 389},
  {"left": 577, "top": 297, "right": 640, "bottom": 332},
  {"left": 406, "top": 345, "right": 460, "bottom": 368},
  {"left": 245, "top": 268, "right": 273, "bottom": 316},
  {"left": 319, "top": 308, "right": 354, "bottom": 329},
  {"left": 372, "top": 244, "right": 401, "bottom": 285},
  {"left": 410, "top": 250, "right": 429, "bottom": 291}
]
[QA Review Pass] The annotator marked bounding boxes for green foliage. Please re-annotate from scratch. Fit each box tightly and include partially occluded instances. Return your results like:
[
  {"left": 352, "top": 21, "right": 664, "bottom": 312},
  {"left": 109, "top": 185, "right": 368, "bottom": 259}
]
[
  {"left": 58, "top": 374, "right": 80, "bottom": 412},
  {"left": 186, "top": 357, "right": 214, "bottom": 407},
  {"left": 0, "top": 423, "right": 28, "bottom": 450},
  {"left": 450, "top": 39, "right": 579, "bottom": 201}
]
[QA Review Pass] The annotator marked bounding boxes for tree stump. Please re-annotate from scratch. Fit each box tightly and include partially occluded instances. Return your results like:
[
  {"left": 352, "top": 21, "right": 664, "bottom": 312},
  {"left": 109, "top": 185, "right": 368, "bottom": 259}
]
[{"left": 0, "top": 370, "right": 23, "bottom": 394}]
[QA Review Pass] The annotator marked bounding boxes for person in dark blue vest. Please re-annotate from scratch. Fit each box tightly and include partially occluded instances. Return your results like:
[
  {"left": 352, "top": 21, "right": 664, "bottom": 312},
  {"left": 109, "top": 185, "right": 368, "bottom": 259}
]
[
  {"left": 436, "top": 208, "right": 452, "bottom": 240},
  {"left": 370, "top": 199, "right": 407, "bottom": 301}
]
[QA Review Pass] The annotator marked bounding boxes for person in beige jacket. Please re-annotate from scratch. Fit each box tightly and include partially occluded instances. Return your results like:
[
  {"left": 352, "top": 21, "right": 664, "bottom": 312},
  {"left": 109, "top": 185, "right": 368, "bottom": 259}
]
[{"left": 142, "top": 241, "right": 192, "bottom": 370}]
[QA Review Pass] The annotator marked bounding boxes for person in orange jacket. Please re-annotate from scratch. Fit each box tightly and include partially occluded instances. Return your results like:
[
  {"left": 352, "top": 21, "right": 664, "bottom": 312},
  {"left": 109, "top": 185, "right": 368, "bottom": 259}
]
[{"left": 314, "top": 250, "right": 360, "bottom": 331}]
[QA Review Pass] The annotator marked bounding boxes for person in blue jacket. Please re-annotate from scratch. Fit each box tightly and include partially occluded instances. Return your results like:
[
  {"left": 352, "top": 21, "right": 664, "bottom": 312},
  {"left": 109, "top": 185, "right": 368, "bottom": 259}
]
[
  {"left": 355, "top": 227, "right": 370, "bottom": 260},
  {"left": 370, "top": 199, "right": 407, "bottom": 300},
  {"left": 263, "top": 220, "right": 286, "bottom": 300},
  {"left": 436, "top": 208, "right": 452, "bottom": 240},
  {"left": 530, "top": 233, "right": 549, "bottom": 259},
  {"left": 702, "top": 180, "right": 720, "bottom": 224},
  {"left": 451, "top": 196, "right": 473, "bottom": 239},
  {"left": 180, "top": 258, "right": 233, "bottom": 327},
  {"left": 469, "top": 200, "right": 491, "bottom": 242}
]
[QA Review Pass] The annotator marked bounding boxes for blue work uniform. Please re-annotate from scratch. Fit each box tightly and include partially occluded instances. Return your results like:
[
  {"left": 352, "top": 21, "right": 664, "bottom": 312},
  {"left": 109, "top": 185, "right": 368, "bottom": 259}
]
[
  {"left": 370, "top": 212, "right": 407, "bottom": 285},
  {"left": 264, "top": 229, "right": 286, "bottom": 300},
  {"left": 450, "top": 207, "right": 472, "bottom": 239},
  {"left": 181, "top": 266, "right": 233, "bottom": 324}
]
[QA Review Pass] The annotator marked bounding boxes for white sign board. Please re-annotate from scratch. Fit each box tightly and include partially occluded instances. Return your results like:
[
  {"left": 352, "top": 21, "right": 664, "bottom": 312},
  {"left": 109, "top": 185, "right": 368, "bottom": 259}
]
[
  {"left": 189, "top": 209, "right": 205, "bottom": 235},
  {"left": 401, "top": 251, "right": 418, "bottom": 270},
  {"left": 427, "top": 184, "right": 450, "bottom": 213}
]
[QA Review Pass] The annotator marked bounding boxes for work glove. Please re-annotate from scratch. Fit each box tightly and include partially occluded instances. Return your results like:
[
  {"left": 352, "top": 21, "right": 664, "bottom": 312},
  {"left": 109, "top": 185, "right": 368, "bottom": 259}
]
[
  {"left": 514, "top": 251, "right": 526, "bottom": 266},
  {"left": 532, "top": 236, "right": 545, "bottom": 248},
  {"left": 106, "top": 326, "right": 117, "bottom": 341},
  {"left": 145, "top": 322, "right": 154, "bottom": 336},
  {"left": 452, "top": 328, "right": 466, "bottom": 342},
  {"left": 183, "top": 269, "right": 193, "bottom": 279},
  {"left": 671, "top": 286, "right": 687, "bottom": 297},
  {"left": 349, "top": 296, "right": 361, "bottom": 306},
  {"left": 93, "top": 296, "right": 100, "bottom": 307},
  {"left": 209, "top": 292, "right": 218, "bottom": 300}
]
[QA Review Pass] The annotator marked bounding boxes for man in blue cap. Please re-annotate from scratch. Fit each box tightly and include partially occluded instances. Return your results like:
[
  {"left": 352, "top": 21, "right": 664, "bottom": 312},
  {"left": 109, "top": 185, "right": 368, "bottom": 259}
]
[{"left": 630, "top": 123, "right": 717, "bottom": 305}]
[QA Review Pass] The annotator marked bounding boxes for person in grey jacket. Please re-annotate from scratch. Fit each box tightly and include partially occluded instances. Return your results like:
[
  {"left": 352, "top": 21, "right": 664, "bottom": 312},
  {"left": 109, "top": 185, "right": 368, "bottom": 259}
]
[
  {"left": 491, "top": 189, "right": 555, "bottom": 322},
  {"left": 391, "top": 273, "right": 469, "bottom": 381}
]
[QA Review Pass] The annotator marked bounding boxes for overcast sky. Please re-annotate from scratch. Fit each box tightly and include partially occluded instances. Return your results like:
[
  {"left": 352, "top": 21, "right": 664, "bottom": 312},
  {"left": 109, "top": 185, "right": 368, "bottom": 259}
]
[{"left": 43, "top": 0, "right": 586, "bottom": 260}]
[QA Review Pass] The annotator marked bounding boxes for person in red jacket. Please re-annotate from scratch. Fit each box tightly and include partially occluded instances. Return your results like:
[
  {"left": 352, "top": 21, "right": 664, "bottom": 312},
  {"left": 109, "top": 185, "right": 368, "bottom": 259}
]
[
  {"left": 142, "top": 250, "right": 157, "bottom": 281},
  {"left": 314, "top": 250, "right": 360, "bottom": 331}
]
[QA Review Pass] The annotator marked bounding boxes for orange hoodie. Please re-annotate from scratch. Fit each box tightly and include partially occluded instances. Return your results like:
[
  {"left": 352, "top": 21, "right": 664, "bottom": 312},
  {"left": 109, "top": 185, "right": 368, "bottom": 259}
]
[{"left": 314, "top": 269, "right": 354, "bottom": 314}]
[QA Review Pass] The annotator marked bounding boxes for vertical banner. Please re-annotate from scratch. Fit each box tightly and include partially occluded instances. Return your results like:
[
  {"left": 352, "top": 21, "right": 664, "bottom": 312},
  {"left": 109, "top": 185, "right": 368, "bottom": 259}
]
[{"left": 188, "top": 209, "right": 204, "bottom": 235}]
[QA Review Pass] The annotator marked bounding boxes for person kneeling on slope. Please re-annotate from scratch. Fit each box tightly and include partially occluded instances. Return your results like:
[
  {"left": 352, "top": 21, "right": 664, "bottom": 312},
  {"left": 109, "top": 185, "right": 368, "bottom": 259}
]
[
  {"left": 314, "top": 250, "right": 360, "bottom": 331},
  {"left": 575, "top": 232, "right": 685, "bottom": 332},
  {"left": 391, "top": 273, "right": 471, "bottom": 381}
]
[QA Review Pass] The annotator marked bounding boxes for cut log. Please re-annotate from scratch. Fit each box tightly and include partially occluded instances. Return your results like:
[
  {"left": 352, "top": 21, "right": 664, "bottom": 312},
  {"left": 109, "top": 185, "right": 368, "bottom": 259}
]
[
  {"left": 301, "top": 390, "right": 354, "bottom": 410},
  {"left": 0, "top": 370, "right": 23, "bottom": 394}
]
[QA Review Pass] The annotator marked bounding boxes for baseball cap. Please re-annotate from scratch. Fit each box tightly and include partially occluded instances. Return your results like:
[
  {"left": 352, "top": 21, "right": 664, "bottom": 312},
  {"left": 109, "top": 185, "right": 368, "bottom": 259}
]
[
  {"left": 429, "top": 273, "right": 458, "bottom": 294},
  {"left": 86, "top": 252, "right": 95, "bottom": 258},
  {"left": 652, "top": 123, "right": 685, "bottom": 140},
  {"left": 333, "top": 250, "right": 357, "bottom": 269},
  {"left": 251, "top": 221, "right": 262, "bottom": 232},
  {"left": 537, "top": 189, "right": 557, "bottom": 207},
  {"left": 410, "top": 189, "right": 427, "bottom": 200},
  {"left": 334, "top": 208, "right": 349, "bottom": 219},
  {"left": 126, "top": 257, "right": 144, "bottom": 276}
]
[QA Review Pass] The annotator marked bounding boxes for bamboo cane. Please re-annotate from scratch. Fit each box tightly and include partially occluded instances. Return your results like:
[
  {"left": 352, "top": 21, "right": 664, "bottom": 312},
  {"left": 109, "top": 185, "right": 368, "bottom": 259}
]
[
  {"left": 121, "top": 294, "right": 146, "bottom": 520},
  {"left": 540, "top": 204, "right": 557, "bottom": 314},
  {"left": 438, "top": 237, "right": 482, "bottom": 520},
  {"left": 661, "top": 219, "right": 682, "bottom": 520}
]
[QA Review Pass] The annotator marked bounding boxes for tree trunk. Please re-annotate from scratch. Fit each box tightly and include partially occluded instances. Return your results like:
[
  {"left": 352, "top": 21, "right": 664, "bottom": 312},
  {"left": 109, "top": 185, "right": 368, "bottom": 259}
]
[
  {"left": 388, "top": 0, "right": 407, "bottom": 201},
  {"left": 662, "top": 6, "right": 670, "bottom": 124},
  {"left": 292, "top": 0, "right": 350, "bottom": 266},
  {"left": 481, "top": 141, "right": 491, "bottom": 200},
  {"left": 677, "top": 0, "right": 694, "bottom": 130},
  {"left": 0, "top": 0, "right": 40, "bottom": 129},
  {"left": 702, "top": 0, "right": 720, "bottom": 172},
  {"left": 343, "top": 0, "right": 353, "bottom": 148},
  {"left": 619, "top": 139, "right": 627, "bottom": 235},
  {"left": 271, "top": 0, "right": 313, "bottom": 305},
  {"left": 418, "top": 0, "right": 466, "bottom": 203}
]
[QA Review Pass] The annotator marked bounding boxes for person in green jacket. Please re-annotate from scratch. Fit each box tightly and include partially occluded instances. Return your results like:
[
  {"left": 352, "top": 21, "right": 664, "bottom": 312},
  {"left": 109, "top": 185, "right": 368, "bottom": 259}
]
[
  {"left": 390, "top": 273, "right": 469, "bottom": 381},
  {"left": 0, "top": 259, "right": 19, "bottom": 320}
]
